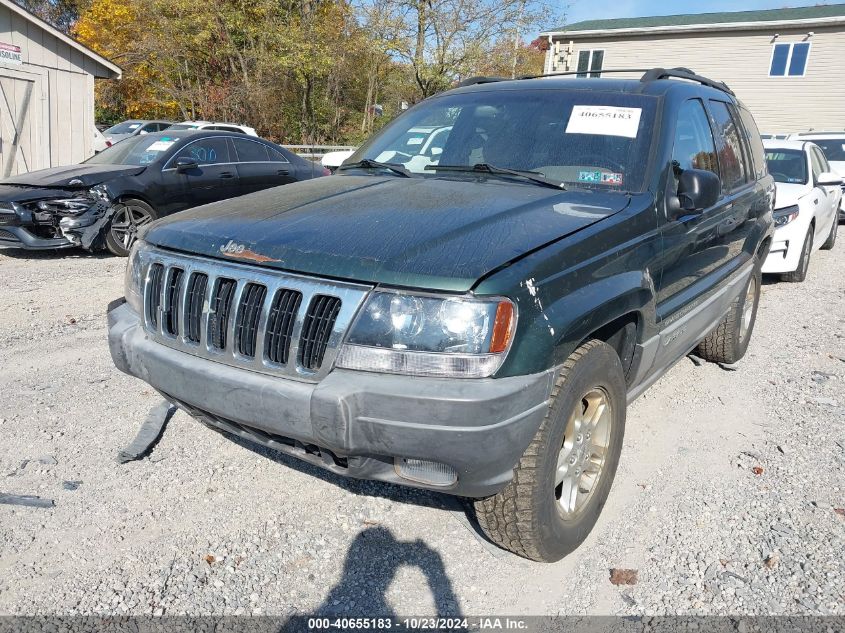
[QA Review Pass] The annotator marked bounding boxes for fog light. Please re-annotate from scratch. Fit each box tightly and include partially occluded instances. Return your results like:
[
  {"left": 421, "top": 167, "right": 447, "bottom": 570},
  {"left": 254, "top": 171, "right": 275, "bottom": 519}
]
[{"left": 394, "top": 457, "right": 457, "bottom": 487}]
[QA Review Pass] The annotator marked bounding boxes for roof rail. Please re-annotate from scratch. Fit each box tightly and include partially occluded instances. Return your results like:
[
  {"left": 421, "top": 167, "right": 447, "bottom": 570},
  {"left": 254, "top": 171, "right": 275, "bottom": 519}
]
[
  {"left": 458, "top": 76, "right": 508, "bottom": 87},
  {"left": 640, "top": 67, "right": 735, "bottom": 96}
]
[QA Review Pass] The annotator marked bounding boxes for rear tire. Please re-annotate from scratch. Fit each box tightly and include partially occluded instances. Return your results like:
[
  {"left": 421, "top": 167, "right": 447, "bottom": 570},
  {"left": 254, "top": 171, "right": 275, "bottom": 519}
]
[
  {"left": 106, "top": 199, "right": 158, "bottom": 257},
  {"left": 821, "top": 215, "right": 838, "bottom": 250},
  {"left": 473, "top": 340, "right": 626, "bottom": 562},
  {"left": 781, "top": 227, "right": 812, "bottom": 283},
  {"left": 697, "top": 266, "right": 761, "bottom": 364}
]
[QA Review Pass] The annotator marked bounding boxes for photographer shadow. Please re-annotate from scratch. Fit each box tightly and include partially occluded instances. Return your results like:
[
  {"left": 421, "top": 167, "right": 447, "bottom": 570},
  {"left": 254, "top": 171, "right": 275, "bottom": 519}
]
[{"left": 305, "top": 525, "right": 462, "bottom": 619}]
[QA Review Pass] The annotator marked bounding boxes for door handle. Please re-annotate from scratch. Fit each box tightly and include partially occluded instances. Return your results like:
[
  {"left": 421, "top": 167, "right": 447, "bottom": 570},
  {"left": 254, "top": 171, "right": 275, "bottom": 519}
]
[
  {"left": 277, "top": 169, "right": 290, "bottom": 176},
  {"left": 220, "top": 172, "right": 235, "bottom": 179}
]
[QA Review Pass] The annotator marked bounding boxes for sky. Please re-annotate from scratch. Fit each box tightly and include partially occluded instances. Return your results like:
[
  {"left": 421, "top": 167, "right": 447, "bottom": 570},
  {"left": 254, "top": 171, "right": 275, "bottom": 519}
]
[{"left": 562, "top": 0, "right": 833, "bottom": 26}]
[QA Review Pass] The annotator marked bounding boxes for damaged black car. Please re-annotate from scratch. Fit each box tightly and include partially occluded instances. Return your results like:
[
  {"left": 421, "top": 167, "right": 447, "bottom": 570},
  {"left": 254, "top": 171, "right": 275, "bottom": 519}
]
[{"left": 0, "top": 130, "right": 324, "bottom": 256}]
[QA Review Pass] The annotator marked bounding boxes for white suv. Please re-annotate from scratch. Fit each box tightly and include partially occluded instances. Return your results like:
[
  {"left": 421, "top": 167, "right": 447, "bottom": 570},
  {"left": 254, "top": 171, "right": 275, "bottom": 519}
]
[
  {"left": 787, "top": 132, "right": 845, "bottom": 220},
  {"left": 167, "top": 120, "right": 258, "bottom": 136}
]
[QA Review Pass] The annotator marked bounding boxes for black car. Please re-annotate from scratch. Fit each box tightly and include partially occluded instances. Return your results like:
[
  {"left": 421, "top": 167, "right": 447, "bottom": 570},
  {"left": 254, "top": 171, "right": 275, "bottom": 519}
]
[
  {"left": 108, "top": 68, "right": 774, "bottom": 561},
  {"left": 0, "top": 131, "right": 325, "bottom": 256}
]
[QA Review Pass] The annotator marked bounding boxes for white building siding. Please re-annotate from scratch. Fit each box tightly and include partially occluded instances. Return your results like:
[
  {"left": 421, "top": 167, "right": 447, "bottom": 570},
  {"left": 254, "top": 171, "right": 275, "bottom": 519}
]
[
  {"left": 0, "top": 0, "right": 118, "bottom": 176},
  {"left": 545, "top": 25, "right": 845, "bottom": 134}
]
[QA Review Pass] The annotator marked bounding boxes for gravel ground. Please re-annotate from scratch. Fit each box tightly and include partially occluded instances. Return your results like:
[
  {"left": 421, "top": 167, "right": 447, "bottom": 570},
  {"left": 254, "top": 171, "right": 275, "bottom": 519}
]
[{"left": 0, "top": 240, "right": 843, "bottom": 618}]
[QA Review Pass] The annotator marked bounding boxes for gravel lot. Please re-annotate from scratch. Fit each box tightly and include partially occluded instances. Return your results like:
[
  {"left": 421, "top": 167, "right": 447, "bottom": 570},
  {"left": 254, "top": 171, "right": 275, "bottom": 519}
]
[{"left": 0, "top": 240, "right": 843, "bottom": 618}]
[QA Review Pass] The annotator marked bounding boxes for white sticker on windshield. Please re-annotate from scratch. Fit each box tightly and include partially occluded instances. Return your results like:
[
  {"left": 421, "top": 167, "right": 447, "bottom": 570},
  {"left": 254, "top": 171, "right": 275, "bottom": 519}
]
[
  {"left": 128, "top": 124, "right": 140, "bottom": 129},
  {"left": 146, "top": 140, "right": 175, "bottom": 152},
  {"left": 406, "top": 137, "right": 424, "bottom": 145},
  {"left": 566, "top": 106, "right": 642, "bottom": 138}
]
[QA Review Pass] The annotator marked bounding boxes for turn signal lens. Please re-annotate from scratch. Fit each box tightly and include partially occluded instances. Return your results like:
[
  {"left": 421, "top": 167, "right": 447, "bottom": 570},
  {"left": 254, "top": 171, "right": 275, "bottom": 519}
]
[{"left": 489, "top": 301, "right": 515, "bottom": 353}]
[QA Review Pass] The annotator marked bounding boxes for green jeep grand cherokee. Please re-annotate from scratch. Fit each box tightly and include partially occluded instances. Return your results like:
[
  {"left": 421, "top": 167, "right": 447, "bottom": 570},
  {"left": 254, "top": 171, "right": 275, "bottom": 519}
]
[{"left": 108, "top": 68, "right": 774, "bottom": 562}]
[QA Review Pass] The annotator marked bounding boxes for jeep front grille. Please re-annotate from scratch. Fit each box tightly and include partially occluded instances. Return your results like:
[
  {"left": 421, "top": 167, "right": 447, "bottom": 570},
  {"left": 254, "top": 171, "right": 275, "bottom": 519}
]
[{"left": 140, "top": 248, "right": 372, "bottom": 382}]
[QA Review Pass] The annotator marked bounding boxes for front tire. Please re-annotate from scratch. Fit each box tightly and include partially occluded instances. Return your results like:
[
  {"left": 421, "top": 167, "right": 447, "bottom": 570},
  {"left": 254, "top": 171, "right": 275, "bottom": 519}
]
[
  {"left": 106, "top": 199, "right": 158, "bottom": 257},
  {"left": 474, "top": 340, "right": 626, "bottom": 562},
  {"left": 697, "top": 265, "right": 761, "bottom": 364}
]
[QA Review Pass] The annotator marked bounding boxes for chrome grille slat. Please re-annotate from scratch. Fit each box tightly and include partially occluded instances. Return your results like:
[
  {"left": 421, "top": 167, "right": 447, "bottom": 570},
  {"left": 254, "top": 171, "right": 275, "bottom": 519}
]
[
  {"left": 234, "top": 283, "right": 267, "bottom": 358},
  {"left": 138, "top": 248, "right": 372, "bottom": 383}
]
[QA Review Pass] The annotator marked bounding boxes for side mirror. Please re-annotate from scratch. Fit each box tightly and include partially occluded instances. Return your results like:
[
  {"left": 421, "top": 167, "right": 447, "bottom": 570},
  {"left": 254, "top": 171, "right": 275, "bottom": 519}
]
[
  {"left": 817, "top": 171, "right": 843, "bottom": 186},
  {"left": 175, "top": 157, "right": 198, "bottom": 172},
  {"left": 674, "top": 169, "right": 721, "bottom": 215}
]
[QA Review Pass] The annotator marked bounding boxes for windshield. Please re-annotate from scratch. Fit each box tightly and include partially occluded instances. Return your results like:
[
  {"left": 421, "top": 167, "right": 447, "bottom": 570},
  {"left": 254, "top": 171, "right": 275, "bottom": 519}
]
[
  {"left": 84, "top": 134, "right": 181, "bottom": 166},
  {"left": 104, "top": 120, "right": 144, "bottom": 135},
  {"left": 348, "top": 88, "right": 658, "bottom": 191},
  {"left": 765, "top": 149, "right": 808, "bottom": 184},
  {"left": 808, "top": 138, "right": 845, "bottom": 162}
]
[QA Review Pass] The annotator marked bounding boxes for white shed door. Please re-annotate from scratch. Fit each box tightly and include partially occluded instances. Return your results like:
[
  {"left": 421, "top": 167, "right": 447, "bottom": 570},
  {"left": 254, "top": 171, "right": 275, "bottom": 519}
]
[{"left": 0, "top": 70, "right": 39, "bottom": 178}]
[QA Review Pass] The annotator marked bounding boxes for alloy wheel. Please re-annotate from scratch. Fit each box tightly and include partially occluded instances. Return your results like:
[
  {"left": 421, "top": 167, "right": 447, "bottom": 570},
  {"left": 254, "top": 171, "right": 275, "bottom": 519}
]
[
  {"left": 110, "top": 204, "right": 153, "bottom": 251},
  {"left": 739, "top": 275, "right": 757, "bottom": 342},
  {"left": 555, "top": 387, "right": 612, "bottom": 518}
]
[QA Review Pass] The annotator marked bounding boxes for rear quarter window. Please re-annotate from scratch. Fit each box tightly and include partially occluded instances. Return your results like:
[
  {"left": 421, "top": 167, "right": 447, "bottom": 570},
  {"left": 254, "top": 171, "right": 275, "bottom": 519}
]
[{"left": 737, "top": 107, "right": 768, "bottom": 179}]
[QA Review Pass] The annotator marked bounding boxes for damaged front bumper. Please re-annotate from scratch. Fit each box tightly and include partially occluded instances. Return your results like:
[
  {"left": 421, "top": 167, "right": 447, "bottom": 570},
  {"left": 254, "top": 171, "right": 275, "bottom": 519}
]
[
  {"left": 107, "top": 301, "right": 555, "bottom": 498},
  {"left": 0, "top": 188, "right": 115, "bottom": 251}
]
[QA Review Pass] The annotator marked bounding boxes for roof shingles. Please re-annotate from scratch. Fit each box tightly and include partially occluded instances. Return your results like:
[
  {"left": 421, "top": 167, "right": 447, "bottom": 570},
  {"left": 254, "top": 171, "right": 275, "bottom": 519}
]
[{"left": 545, "top": 4, "right": 845, "bottom": 34}]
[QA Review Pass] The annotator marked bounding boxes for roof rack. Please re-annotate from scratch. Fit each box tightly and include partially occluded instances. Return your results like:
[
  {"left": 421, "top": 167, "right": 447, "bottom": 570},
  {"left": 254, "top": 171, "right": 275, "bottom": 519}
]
[
  {"left": 458, "top": 76, "right": 508, "bottom": 87},
  {"left": 640, "top": 67, "right": 735, "bottom": 96}
]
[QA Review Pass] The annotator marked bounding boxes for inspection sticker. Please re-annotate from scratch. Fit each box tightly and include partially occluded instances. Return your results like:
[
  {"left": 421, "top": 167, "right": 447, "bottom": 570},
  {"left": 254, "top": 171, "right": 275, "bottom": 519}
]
[
  {"left": 146, "top": 140, "right": 175, "bottom": 152},
  {"left": 578, "top": 171, "right": 624, "bottom": 185},
  {"left": 566, "top": 105, "right": 642, "bottom": 138}
]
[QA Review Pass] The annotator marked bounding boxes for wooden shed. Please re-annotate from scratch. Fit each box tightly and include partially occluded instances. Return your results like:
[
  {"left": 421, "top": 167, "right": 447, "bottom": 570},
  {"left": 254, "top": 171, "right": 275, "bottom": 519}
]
[{"left": 0, "top": 0, "right": 120, "bottom": 178}]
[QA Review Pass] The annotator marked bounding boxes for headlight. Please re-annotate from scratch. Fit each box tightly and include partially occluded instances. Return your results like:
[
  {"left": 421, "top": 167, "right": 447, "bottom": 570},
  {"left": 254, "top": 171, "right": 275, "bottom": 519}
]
[
  {"left": 124, "top": 240, "right": 151, "bottom": 314},
  {"left": 336, "top": 291, "right": 516, "bottom": 378},
  {"left": 774, "top": 205, "right": 800, "bottom": 227},
  {"left": 37, "top": 198, "right": 95, "bottom": 215}
]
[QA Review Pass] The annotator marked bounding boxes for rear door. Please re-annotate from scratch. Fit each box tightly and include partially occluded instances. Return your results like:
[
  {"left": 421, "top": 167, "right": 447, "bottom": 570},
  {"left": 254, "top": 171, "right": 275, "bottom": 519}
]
[
  {"left": 159, "top": 136, "right": 239, "bottom": 211},
  {"left": 232, "top": 137, "right": 295, "bottom": 195}
]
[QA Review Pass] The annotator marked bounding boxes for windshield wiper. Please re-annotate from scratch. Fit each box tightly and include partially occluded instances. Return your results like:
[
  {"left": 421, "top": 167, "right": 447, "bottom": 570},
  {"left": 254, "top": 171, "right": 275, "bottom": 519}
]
[
  {"left": 337, "top": 158, "right": 412, "bottom": 178},
  {"left": 426, "top": 163, "right": 566, "bottom": 190}
]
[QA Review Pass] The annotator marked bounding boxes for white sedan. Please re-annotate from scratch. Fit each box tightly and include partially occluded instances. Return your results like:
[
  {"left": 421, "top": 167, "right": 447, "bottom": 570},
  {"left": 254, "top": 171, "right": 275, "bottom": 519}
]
[{"left": 763, "top": 140, "right": 842, "bottom": 282}]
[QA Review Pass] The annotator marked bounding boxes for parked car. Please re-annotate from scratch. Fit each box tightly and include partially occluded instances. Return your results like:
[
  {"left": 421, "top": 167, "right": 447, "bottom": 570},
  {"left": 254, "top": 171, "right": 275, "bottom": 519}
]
[
  {"left": 107, "top": 68, "right": 773, "bottom": 562},
  {"left": 788, "top": 132, "right": 845, "bottom": 221},
  {"left": 762, "top": 140, "right": 841, "bottom": 282},
  {"left": 321, "top": 126, "right": 453, "bottom": 172},
  {"left": 102, "top": 120, "right": 174, "bottom": 145},
  {"left": 167, "top": 121, "right": 258, "bottom": 136},
  {"left": 93, "top": 126, "right": 109, "bottom": 153},
  {"left": 0, "top": 131, "right": 324, "bottom": 256}
]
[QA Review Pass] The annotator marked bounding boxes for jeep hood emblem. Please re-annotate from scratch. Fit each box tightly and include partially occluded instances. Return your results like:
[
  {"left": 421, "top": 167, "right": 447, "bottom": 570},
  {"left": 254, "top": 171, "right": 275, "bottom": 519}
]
[{"left": 219, "top": 240, "right": 280, "bottom": 263}]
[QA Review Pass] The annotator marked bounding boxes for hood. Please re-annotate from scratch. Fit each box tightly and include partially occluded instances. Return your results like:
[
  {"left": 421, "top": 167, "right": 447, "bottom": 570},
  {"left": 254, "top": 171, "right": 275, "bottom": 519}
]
[
  {"left": 145, "top": 175, "right": 634, "bottom": 292},
  {"left": 0, "top": 164, "right": 145, "bottom": 188},
  {"left": 774, "top": 182, "right": 811, "bottom": 210}
]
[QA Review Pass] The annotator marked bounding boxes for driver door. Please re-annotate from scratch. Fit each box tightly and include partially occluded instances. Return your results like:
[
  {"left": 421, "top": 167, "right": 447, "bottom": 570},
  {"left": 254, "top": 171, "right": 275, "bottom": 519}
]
[{"left": 160, "top": 137, "right": 239, "bottom": 212}]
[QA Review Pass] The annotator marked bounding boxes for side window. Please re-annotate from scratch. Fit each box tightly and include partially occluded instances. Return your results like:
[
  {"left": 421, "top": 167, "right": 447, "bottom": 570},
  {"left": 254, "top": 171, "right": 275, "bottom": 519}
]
[
  {"left": 809, "top": 148, "right": 823, "bottom": 182},
  {"left": 671, "top": 99, "right": 719, "bottom": 179},
  {"left": 737, "top": 107, "right": 767, "bottom": 179},
  {"left": 708, "top": 101, "right": 749, "bottom": 192},
  {"left": 233, "top": 138, "right": 270, "bottom": 162},
  {"left": 813, "top": 147, "right": 830, "bottom": 174},
  {"left": 171, "top": 138, "right": 230, "bottom": 166},
  {"left": 267, "top": 146, "right": 290, "bottom": 163}
]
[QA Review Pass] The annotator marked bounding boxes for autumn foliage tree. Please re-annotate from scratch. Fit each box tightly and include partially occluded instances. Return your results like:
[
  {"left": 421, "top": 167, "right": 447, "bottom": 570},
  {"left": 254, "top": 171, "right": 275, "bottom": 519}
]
[{"left": 66, "top": 0, "right": 554, "bottom": 143}]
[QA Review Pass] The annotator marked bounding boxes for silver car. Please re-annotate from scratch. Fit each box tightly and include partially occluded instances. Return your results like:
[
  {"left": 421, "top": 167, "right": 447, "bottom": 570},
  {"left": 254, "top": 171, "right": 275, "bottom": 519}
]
[{"left": 102, "top": 120, "right": 174, "bottom": 145}]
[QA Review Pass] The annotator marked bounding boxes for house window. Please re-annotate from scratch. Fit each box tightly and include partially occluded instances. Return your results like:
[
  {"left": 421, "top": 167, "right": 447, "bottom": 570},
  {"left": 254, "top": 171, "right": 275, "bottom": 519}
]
[
  {"left": 769, "top": 42, "right": 811, "bottom": 77},
  {"left": 576, "top": 49, "right": 604, "bottom": 78}
]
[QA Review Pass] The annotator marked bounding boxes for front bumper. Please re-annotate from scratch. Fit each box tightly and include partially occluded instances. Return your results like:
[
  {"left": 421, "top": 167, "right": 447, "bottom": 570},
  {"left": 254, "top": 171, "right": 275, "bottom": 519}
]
[
  {"left": 761, "top": 215, "right": 811, "bottom": 274},
  {"left": 108, "top": 302, "right": 554, "bottom": 497},
  {"left": 0, "top": 225, "right": 74, "bottom": 250}
]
